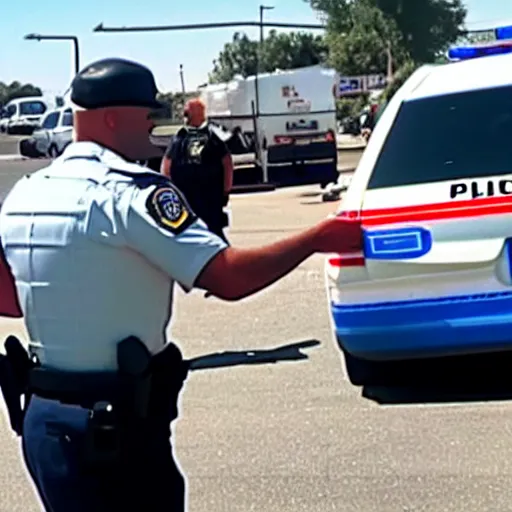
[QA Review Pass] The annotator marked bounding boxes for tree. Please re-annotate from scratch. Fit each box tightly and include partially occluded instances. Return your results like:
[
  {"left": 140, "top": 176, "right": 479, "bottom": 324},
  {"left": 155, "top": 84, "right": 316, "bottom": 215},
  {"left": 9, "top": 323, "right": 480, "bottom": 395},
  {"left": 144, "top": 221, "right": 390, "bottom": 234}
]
[
  {"left": 326, "top": 0, "right": 409, "bottom": 75},
  {"left": 209, "top": 32, "right": 258, "bottom": 83},
  {"left": 261, "top": 31, "right": 328, "bottom": 71},
  {"left": 209, "top": 30, "right": 329, "bottom": 83},
  {"left": 0, "top": 81, "right": 42, "bottom": 107},
  {"left": 375, "top": 0, "right": 467, "bottom": 63},
  {"left": 381, "top": 59, "right": 418, "bottom": 102},
  {"left": 308, "top": 0, "right": 467, "bottom": 65}
]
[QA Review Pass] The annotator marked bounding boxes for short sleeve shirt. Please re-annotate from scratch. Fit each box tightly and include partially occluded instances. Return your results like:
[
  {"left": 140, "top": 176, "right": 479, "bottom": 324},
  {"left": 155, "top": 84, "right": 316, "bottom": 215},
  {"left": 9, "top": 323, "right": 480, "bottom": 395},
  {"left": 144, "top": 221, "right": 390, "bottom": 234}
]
[{"left": 0, "top": 142, "right": 228, "bottom": 371}]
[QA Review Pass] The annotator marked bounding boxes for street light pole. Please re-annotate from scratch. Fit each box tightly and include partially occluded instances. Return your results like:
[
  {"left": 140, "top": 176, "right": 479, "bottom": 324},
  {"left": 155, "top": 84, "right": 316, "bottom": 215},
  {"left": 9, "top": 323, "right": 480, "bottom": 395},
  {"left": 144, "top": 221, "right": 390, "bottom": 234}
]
[
  {"left": 24, "top": 33, "right": 80, "bottom": 75},
  {"left": 254, "top": 5, "right": 274, "bottom": 116},
  {"left": 179, "top": 64, "right": 186, "bottom": 95},
  {"left": 254, "top": 5, "right": 274, "bottom": 184}
]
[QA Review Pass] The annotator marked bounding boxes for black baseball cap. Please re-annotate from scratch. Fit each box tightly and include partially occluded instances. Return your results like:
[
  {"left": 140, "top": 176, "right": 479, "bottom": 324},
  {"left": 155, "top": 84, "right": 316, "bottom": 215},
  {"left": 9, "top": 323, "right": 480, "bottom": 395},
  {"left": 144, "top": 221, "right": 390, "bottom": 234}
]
[{"left": 70, "top": 57, "right": 166, "bottom": 111}]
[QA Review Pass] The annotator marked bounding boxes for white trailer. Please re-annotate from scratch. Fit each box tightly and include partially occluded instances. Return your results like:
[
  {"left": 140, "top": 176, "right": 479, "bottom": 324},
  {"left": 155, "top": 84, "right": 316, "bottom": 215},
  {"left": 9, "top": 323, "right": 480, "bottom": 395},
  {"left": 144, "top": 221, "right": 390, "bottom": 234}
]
[{"left": 199, "top": 65, "right": 339, "bottom": 188}]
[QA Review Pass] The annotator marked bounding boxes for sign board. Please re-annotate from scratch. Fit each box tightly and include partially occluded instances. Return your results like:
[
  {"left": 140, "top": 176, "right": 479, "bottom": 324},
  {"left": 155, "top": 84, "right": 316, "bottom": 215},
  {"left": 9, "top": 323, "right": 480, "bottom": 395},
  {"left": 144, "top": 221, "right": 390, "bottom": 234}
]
[
  {"left": 287, "top": 98, "right": 311, "bottom": 113},
  {"left": 337, "top": 74, "right": 388, "bottom": 96},
  {"left": 286, "top": 119, "right": 319, "bottom": 131}
]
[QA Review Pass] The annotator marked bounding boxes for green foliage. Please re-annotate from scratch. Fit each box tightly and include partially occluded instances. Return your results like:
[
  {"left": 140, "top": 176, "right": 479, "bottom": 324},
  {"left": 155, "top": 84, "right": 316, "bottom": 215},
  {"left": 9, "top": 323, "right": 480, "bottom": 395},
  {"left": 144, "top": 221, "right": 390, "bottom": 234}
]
[
  {"left": 336, "top": 93, "right": 370, "bottom": 119},
  {"left": 307, "top": 0, "right": 467, "bottom": 71},
  {"left": 209, "top": 32, "right": 259, "bottom": 83},
  {"left": 156, "top": 91, "right": 197, "bottom": 123},
  {"left": 326, "top": 0, "right": 409, "bottom": 75},
  {"left": 0, "top": 81, "right": 42, "bottom": 107},
  {"left": 374, "top": 0, "right": 467, "bottom": 63},
  {"left": 209, "top": 30, "right": 329, "bottom": 83},
  {"left": 381, "top": 59, "right": 419, "bottom": 102}
]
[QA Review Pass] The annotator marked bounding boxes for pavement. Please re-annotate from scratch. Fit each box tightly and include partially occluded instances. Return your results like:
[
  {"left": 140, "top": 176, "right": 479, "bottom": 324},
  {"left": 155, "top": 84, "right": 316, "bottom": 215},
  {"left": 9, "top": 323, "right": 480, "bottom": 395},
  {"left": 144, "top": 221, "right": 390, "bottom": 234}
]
[
  {"left": 2, "top": 151, "right": 512, "bottom": 511},
  {"left": 0, "top": 133, "right": 366, "bottom": 163},
  {"left": 0, "top": 134, "right": 25, "bottom": 161}
]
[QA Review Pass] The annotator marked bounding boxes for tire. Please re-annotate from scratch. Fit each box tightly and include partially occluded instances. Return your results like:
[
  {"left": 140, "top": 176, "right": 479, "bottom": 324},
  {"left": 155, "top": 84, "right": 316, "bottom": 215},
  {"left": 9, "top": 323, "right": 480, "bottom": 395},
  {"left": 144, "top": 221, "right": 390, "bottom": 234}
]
[
  {"left": 343, "top": 350, "right": 394, "bottom": 386},
  {"left": 48, "top": 144, "right": 59, "bottom": 158}
]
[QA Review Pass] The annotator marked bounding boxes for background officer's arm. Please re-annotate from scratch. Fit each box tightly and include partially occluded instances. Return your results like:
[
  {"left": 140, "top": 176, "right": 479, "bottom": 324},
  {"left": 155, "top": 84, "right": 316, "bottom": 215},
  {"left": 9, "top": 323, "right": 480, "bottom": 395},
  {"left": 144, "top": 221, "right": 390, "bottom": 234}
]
[
  {"left": 222, "top": 153, "right": 234, "bottom": 195},
  {"left": 160, "top": 156, "right": 172, "bottom": 179},
  {"left": 210, "top": 131, "right": 233, "bottom": 195},
  {"left": 160, "top": 137, "right": 177, "bottom": 179}
]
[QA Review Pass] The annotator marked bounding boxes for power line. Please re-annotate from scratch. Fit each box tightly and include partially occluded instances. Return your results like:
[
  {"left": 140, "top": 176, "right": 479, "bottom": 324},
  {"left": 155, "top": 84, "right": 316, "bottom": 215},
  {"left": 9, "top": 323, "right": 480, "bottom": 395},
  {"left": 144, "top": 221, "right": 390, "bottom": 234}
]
[{"left": 93, "top": 21, "right": 326, "bottom": 33}]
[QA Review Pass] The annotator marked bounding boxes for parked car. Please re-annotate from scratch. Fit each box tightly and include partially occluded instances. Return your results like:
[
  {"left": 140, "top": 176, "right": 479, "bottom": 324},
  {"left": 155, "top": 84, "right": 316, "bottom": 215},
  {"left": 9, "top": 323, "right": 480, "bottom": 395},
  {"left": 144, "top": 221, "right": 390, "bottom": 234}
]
[
  {"left": 0, "top": 97, "right": 51, "bottom": 135},
  {"left": 18, "top": 137, "right": 46, "bottom": 159},
  {"left": 32, "top": 107, "right": 73, "bottom": 158}
]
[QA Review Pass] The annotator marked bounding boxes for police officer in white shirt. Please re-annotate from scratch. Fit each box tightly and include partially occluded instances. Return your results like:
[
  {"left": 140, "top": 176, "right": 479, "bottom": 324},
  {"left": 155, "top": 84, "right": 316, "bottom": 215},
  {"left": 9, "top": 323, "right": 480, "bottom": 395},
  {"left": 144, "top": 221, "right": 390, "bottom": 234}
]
[{"left": 0, "top": 57, "right": 362, "bottom": 511}]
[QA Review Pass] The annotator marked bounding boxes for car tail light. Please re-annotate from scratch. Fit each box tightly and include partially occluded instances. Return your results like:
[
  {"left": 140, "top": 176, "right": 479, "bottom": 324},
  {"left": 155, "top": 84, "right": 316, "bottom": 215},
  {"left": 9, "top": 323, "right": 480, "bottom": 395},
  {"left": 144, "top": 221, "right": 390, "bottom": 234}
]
[
  {"left": 327, "top": 210, "right": 365, "bottom": 268},
  {"left": 325, "top": 129, "right": 335, "bottom": 142},
  {"left": 274, "top": 135, "right": 293, "bottom": 145}
]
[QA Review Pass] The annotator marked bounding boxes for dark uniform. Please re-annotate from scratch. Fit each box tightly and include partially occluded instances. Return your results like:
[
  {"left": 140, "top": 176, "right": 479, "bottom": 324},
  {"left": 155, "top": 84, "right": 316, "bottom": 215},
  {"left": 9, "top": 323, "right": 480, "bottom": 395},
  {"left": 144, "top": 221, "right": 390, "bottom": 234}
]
[
  {"left": 165, "top": 123, "right": 229, "bottom": 242},
  {"left": 0, "top": 59, "right": 228, "bottom": 511}
]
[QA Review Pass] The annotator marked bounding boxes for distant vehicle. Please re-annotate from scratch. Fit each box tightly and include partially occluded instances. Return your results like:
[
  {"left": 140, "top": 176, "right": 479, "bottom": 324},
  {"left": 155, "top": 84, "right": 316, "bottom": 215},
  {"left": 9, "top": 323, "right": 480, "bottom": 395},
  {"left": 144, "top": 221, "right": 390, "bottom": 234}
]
[
  {"left": 325, "top": 37, "right": 512, "bottom": 386},
  {"left": 198, "top": 65, "right": 339, "bottom": 189},
  {"left": 32, "top": 107, "right": 73, "bottom": 158},
  {"left": 0, "top": 96, "right": 53, "bottom": 135}
]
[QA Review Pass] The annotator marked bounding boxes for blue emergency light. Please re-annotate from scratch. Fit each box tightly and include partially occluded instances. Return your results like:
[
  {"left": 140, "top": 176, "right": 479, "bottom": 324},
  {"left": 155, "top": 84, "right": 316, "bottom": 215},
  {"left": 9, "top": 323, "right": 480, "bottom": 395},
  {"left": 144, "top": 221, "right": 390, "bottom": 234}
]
[
  {"left": 448, "top": 40, "right": 512, "bottom": 61},
  {"left": 496, "top": 25, "right": 512, "bottom": 40}
]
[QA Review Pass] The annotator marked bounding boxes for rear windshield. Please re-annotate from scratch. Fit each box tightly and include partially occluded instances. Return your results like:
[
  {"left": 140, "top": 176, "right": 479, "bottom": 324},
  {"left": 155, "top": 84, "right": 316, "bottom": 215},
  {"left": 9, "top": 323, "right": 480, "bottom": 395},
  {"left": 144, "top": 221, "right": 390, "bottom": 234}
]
[{"left": 367, "top": 85, "right": 512, "bottom": 189}]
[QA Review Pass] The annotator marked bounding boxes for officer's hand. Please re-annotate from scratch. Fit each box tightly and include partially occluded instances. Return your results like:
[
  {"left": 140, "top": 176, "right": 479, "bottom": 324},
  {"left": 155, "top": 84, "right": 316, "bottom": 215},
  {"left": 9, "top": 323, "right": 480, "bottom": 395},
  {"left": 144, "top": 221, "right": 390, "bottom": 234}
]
[{"left": 314, "top": 215, "right": 363, "bottom": 254}]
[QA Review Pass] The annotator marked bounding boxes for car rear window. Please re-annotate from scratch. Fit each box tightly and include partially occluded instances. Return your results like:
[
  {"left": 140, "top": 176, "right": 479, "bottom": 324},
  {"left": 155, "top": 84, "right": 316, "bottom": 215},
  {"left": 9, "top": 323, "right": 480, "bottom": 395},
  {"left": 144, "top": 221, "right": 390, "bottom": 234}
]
[{"left": 367, "top": 84, "right": 512, "bottom": 189}]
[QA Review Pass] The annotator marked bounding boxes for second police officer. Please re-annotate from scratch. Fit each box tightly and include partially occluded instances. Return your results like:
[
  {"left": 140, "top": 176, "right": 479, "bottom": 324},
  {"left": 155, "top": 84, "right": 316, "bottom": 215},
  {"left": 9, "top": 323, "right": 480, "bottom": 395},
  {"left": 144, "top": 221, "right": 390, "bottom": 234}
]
[{"left": 160, "top": 97, "right": 233, "bottom": 242}]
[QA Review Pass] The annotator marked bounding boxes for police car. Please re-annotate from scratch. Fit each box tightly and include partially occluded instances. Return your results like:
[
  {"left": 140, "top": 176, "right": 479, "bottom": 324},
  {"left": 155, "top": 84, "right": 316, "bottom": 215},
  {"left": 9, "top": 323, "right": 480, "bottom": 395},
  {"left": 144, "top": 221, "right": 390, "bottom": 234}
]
[{"left": 325, "top": 35, "right": 512, "bottom": 386}]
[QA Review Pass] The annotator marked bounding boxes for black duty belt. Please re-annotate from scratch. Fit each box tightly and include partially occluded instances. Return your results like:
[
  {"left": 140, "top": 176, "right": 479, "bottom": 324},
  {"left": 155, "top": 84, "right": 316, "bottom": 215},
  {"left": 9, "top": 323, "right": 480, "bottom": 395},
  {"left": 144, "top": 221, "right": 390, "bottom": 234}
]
[{"left": 28, "top": 366, "right": 120, "bottom": 409}]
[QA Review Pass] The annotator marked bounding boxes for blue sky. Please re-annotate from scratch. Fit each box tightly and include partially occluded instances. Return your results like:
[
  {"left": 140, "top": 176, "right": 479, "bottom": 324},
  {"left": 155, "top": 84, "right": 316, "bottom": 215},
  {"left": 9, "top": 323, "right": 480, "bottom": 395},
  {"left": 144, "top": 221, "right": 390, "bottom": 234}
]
[{"left": 1, "top": 0, "right": 511, "bottom": 98}]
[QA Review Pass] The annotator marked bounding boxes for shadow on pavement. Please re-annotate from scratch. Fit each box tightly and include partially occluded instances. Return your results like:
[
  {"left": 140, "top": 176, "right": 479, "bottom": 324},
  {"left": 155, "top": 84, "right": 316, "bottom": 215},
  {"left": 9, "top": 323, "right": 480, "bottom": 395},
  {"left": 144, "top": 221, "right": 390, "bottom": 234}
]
[
  {"left": 188, "top": 339, "right": 321, "bottom": 371},
  {"left": 362, "top": 351, "right": 512, "bottom": 405}
]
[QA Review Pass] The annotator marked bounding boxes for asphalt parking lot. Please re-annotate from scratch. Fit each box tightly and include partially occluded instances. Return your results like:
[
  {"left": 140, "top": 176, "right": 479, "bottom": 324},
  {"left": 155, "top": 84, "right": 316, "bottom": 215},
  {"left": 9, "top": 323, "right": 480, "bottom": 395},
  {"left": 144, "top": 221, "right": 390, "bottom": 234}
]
[{"left": 2, "top": 140, "right": 512, "bottom": 511}]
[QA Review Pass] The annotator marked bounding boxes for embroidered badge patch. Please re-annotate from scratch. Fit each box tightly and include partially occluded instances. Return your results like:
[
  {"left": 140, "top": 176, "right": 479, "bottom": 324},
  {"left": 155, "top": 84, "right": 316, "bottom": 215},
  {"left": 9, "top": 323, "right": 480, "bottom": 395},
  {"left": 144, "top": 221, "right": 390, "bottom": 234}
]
[{"left": 146, "top": 185, "right": 196, "bottom": 234}]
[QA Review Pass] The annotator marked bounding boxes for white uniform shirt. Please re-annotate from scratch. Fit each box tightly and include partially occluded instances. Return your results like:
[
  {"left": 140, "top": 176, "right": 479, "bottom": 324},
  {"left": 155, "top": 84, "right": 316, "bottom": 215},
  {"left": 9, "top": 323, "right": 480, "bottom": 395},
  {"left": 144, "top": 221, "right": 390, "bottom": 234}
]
[{"left": 0, "top": 142, "right": 227, "bottom": 372}]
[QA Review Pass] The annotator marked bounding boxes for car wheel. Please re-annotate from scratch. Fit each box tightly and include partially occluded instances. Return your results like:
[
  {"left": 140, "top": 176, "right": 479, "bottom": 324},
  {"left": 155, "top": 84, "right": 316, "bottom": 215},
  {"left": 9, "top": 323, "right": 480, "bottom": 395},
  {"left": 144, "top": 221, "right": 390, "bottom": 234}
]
[
  {"left": 343, "top": 350, "right": 393, "bottom": 386},
  {"left": 48, "top": 144, "right": 59, "bottom": 159}
]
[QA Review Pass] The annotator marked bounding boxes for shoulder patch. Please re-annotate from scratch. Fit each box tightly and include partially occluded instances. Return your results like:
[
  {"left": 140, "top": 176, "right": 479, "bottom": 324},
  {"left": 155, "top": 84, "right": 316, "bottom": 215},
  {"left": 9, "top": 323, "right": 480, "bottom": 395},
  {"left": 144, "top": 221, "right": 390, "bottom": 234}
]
[{"left": 146, "top": 184, "right": 197, "bottom": 235}]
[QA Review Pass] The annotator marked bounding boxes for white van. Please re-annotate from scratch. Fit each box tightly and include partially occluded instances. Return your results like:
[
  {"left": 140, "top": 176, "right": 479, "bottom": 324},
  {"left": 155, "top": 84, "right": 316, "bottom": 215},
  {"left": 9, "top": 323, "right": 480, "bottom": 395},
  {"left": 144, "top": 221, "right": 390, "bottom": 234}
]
[
  {"left": 199, "top": 65, "right": 339, "bottom": 188},
  {"left": 0, "top": 96, "right": 52, "bottom": 135},
  {"left": 325, "top": 42, "right": 512, "bottom": 386},
  {"left": 32, "top": 107, "right": 74, "bottom": 158}
]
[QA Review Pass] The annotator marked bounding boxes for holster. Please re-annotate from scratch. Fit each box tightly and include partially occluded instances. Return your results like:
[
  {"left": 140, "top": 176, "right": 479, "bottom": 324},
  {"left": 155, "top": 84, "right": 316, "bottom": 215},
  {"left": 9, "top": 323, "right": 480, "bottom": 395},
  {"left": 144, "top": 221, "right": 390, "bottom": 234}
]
[
  {"left": 84, "top": 336, "right": 190, "bottom": 472},
  {"left": 0, "top": 335, "right": 34, "bottom": 436},
  {"left": 0, "top": 335, "right": 189, "bottom": 473}
]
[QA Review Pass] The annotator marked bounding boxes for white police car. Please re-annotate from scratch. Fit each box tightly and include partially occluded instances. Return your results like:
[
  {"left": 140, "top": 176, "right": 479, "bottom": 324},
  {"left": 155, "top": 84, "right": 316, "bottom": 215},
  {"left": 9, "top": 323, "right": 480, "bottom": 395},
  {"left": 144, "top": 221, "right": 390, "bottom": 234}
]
[{"left": 326, "top": 36, "right": 512, "bottom": 385}]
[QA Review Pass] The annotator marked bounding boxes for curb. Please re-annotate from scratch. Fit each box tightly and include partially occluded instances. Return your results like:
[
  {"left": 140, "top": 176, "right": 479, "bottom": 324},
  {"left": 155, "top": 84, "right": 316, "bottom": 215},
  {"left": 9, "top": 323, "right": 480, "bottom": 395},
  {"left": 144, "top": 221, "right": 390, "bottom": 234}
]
[
  {"left": 337, "top": 145, "right": 366, "bottom": 151},
  {"left": 0, "top": 155, "right": 27, "bottom": 161},
  {"left": 232, "top": 183, "right": 277, "bottom": 194}
]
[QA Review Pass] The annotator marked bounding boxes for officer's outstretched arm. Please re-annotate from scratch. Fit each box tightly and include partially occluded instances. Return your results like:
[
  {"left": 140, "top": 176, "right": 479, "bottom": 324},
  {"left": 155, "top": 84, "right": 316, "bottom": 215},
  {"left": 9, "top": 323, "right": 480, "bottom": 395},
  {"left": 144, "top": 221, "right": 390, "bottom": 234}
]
[
  {"left": 196, "top": 216, "right": 363, "bottom": 301},
  {"left": 125, "top": 182, "right": 362, "bottom": 301},
  {"left": 222, "top": 154, "right": 233, "bottom": 195}
]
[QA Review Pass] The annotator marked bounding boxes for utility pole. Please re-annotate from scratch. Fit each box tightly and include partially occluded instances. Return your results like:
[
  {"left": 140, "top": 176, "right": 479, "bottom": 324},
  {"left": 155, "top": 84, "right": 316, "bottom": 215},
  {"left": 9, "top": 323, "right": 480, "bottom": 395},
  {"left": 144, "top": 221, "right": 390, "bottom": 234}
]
[
  {"left": 254, "top": 5, "right": 274, "bottom": 116},
  {"left": 179, "top": 64, "right": 186, "bottom": 94}
]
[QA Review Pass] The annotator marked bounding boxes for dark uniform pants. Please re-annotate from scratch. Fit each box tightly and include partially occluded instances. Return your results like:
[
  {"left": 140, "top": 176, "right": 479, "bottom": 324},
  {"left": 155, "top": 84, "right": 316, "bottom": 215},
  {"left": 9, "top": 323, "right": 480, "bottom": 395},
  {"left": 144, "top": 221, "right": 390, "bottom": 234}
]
[{"left": 22, "top": 396, "right": 186, "bottom": 512}]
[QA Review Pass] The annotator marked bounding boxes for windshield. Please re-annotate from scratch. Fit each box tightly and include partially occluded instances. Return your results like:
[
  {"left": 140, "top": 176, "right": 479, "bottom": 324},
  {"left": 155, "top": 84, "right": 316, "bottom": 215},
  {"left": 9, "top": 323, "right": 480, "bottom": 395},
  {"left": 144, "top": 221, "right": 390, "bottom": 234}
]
[
  {"left": 367, "top": 84, "right": 512, "bottom": 189},
  {"left": 19, "top": 100, "right": 46, "bottom": 116}
]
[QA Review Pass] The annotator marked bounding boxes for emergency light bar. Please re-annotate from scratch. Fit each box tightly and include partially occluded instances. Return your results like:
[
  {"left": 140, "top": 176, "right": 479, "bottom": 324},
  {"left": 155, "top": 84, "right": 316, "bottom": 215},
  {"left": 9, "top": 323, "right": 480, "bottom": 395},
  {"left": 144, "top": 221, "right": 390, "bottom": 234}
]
[
  {"left": 496, "top": 25, "right": 512, "bottom": 40},
  {"left": 448, "top": 39, "right": 512, "bottom": 61}
]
